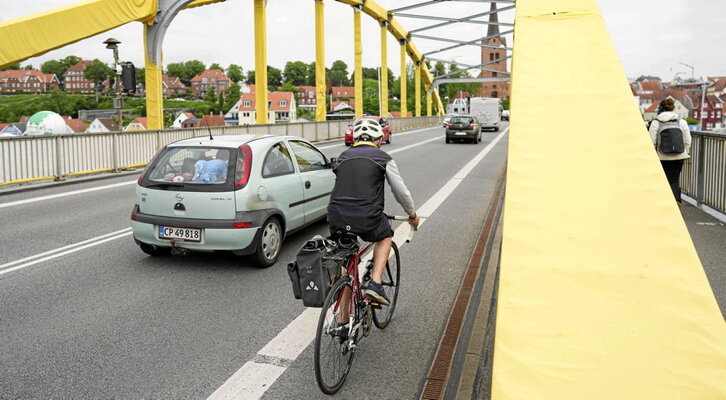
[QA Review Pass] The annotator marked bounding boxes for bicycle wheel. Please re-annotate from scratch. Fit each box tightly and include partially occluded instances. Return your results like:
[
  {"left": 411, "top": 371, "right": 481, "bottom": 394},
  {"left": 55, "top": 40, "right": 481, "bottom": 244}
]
[
  {"left": 373, "top": 241, "right": 401, "bottom": 329},
  {"left": 314, "top": 275, "right": 356, "bottom": 395}
]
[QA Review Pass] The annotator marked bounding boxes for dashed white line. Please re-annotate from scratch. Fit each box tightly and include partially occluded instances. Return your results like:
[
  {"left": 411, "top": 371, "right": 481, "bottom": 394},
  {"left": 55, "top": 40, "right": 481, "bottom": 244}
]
[
  {"left": 0, "top": 229, "right": 133, "bottom": 276},
  {"left": 208, "top": 127, "right": 509, "bottom": 399}
]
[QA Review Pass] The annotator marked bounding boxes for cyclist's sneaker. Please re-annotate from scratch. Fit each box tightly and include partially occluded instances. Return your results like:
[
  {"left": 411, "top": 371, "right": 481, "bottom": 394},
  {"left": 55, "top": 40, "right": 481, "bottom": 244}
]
[
  {"left": 364, "top": 281, "right": 390, "bottom": 306},
  {"left": 329, "top": 318, "right": 349, "bottom": 341}
]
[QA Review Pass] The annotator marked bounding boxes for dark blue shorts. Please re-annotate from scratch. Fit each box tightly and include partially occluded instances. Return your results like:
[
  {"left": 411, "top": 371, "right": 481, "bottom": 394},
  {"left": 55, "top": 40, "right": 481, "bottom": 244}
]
[{"left": 330, "top": 214, "right": 393, "bottom": 243}]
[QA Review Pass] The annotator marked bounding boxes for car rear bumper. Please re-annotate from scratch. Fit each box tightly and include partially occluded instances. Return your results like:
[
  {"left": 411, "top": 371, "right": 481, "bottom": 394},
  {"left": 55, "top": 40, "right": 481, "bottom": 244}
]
[
  {"left": 130, "top": 205, "right": 277, "bottom": 254},
  {"left": 446, "top": 130, "right": 478, "bottom": 139}
]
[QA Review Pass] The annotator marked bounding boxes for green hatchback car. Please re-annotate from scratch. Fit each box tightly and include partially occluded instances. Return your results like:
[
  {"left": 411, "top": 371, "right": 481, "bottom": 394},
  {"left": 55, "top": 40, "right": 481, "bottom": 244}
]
[{"left": 131, "top": 135, "right": 335, "bottom": 267}]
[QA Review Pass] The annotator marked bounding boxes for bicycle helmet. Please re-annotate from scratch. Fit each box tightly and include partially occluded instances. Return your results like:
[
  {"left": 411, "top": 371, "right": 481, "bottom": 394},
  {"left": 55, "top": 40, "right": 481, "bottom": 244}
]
[{"left": 352, "top": 118, "right": 384, "bottom": 140}]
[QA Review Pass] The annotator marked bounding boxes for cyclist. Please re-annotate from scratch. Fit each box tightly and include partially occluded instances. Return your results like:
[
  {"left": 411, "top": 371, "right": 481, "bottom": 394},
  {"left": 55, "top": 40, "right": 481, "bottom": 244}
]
[{"left": 328, "top": 118, "right": 420, "bottom": 310}]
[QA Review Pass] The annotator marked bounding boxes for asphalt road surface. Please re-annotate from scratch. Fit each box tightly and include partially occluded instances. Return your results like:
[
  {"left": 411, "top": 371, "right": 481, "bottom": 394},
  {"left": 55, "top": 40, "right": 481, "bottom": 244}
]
[{"left": 0, "top": 124, "right": 509, "bottom": 399}]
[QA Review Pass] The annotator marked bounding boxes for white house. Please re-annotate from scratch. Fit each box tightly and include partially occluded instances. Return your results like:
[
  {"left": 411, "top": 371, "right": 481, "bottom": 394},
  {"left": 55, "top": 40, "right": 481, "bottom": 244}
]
[
  {"left": 227, "top": 92, "right": 296, "bottom": 125},
  {"left": 172, "top": 112, "right": 196, "bottom": 129},
  {"left": 87, "top": 118, "right": 120, "bottom": 133}
]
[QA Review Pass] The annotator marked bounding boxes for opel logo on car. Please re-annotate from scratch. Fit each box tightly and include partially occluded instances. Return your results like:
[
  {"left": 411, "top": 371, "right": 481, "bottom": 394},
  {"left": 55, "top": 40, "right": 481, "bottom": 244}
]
[{"left": 176, "top": 193, "right": 184, "bottom": 202}]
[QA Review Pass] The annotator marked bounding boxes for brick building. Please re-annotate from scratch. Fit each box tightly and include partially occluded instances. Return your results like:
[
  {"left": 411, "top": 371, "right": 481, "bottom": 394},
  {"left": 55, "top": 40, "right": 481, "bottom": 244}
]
[
  {"left": 690, "top": 94, "right": 723, "bottom": 131},
  {"left": 163, "top": 75, "right": 188, "bottom": 97},
  {"left": 190, "top": 69, "right": 230, "bottom": 98},
  {"left": 296, "top": 86, "right": 317, "bottom": 111},
  {"left": 478, "top": 2, "right": 509, "bottom": 99},
  {"left": 63, "top": 60, "right": 99, "bottom": 94},
  {"left": 0, "top": 70, "right": 60, "bottom": 93}
]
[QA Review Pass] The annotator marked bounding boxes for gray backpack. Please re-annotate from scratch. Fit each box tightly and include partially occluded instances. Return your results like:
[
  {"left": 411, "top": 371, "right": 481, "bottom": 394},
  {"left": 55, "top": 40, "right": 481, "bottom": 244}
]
[{"left": 656, "top": 119, "right": 685, "bottom": 154}]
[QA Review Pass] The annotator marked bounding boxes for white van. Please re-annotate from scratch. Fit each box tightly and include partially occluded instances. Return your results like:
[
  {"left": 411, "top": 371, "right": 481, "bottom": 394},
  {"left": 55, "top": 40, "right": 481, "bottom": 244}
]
[{"left": 469, "top": 97, "right": 502, "bottom": 131}]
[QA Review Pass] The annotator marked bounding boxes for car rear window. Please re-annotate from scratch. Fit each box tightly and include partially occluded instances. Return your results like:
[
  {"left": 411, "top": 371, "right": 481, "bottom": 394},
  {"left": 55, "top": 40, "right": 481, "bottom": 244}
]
[
  {"left": 141, "top": 146, "right": 241, "bottom": 192},
  {"left": 451, "top": 117, "right": 474, "bottom": 124}
]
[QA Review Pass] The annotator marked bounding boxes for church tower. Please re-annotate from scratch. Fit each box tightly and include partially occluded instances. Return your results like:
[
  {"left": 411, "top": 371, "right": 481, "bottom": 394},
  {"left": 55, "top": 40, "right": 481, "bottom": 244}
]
[{"left": 479, "top": 2, "right": 509, "bottom": 99}]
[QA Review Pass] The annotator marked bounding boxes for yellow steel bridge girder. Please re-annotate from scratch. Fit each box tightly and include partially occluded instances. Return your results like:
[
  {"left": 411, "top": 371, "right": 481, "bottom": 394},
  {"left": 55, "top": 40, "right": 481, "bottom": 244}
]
[
  {"left": 315, "top": 0, "right": 327, "bottom": 122},
  {"left": 353, "top": 7, "right": 363, "bottom": 118}
]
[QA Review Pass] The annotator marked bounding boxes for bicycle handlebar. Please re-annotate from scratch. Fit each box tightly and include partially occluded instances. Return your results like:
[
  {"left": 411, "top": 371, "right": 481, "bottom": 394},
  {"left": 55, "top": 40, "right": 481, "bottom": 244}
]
[{"left": 385, "top": 214, "right": 417, "bottom": 243}]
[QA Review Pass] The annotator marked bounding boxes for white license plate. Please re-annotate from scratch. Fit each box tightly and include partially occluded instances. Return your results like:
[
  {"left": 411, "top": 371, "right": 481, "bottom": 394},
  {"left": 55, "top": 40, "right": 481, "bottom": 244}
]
[
  {"left": 159, "top": 226, "right": 202, "bottom": 242},
  {"left": 455, "top": 132, "right": 467, "bottom": 135}
]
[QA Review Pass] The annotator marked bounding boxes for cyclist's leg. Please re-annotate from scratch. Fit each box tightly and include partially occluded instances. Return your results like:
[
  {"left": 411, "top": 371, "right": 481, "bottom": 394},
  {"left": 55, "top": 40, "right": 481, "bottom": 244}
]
[
  {"left": 337, "top": 285, "right": 352, "bottom": 323},
  {"left": 371, "top": 237, "right": 393, "bottom": 284}
]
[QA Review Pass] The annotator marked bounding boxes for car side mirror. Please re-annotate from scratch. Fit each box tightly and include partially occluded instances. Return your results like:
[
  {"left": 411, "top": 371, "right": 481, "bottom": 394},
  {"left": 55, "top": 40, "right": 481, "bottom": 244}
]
[{"left": 329, "top": 157, "right": 337, "bottom": 168}]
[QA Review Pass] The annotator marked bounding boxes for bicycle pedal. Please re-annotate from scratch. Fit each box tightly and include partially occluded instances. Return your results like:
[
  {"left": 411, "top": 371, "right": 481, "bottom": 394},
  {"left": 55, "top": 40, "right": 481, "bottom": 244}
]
[{"left": 370, "top": 302, "right": 382, "bottom": 309}]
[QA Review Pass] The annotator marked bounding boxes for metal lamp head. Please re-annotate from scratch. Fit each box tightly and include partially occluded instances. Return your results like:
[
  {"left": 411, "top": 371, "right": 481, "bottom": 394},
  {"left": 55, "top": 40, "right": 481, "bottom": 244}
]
[{"left": 103, "top": 38, "right": 121, "bottom": 50}]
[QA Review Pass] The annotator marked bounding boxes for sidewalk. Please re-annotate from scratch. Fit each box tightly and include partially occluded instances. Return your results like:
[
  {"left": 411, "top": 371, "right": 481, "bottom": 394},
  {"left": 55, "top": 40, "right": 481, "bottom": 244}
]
[{"left": 459, "top": 202, "right": 726, "bottom": 399}]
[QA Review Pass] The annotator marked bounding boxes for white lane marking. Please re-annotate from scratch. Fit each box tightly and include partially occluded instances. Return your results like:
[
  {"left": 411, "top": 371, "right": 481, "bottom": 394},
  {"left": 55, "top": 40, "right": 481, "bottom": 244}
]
[
  {"left": 209, "top": 127, "right": 509, "bottom": 399},
  {"left": 0, "top": 181, "right": 136, "bottom": 210},
  {"left": 208, "top": 362, "right": 287, "bottom": 400},
  {"left": 0, "top": 228, "right": 132, "bottom": 272},
  {"left": 0, "top": 230, "right": 133, "bottom": 276}
]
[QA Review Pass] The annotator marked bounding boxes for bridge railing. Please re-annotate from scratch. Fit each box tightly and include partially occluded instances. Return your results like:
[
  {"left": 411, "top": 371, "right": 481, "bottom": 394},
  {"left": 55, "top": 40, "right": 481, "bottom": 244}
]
[
  {"left": 0, "top": 116, "right": 442, "bottom": 186},
  {"left": 680, "top": 131, "right": 726, "bottom": 214}
]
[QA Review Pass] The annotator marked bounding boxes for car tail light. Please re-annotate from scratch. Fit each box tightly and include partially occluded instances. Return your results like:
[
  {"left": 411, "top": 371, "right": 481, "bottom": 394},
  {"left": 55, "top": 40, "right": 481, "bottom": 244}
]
[
  {"left": 447, "top": 124, "right": 453, "bottom": 128},
  {"left": 234, "top": 144, "right": 253, "bottom": 190},
  {"left": 468, "top": 124, "right": 476, "bottom": 128},
  {"left": 130, "top": 214, "right": 137, "bottom": 221},
  {"left": 233, "top": 222, "right": 252, "bottom": 228},
  {"left": 137, "top": 176, "right": 143, "bottom": 185}
]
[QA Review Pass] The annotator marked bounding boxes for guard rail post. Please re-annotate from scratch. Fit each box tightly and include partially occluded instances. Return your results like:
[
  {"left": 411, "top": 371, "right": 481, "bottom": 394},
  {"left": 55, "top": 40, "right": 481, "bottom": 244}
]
[
  {"left": 155, "top": 130, "right": 161, "bottom": 150},
  {"left": 112, "top": 131, "right": 120, "bottom": 172},
  {"left": 54, "top": 135, "right": 64, "bottom": 181},
  {"left": 696, "top": 134, "right": 706, "bottom": 208}
]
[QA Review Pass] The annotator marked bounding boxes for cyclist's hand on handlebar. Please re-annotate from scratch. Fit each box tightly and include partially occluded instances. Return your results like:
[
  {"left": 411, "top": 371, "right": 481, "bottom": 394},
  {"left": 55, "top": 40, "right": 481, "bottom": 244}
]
[{"left": 408, "top": 213, "right": 420, "bottom": 231}]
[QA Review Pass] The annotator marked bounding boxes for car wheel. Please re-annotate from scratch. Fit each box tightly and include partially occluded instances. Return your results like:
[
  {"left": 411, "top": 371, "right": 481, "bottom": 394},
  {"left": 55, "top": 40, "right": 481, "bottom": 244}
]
[
  {"left": 445, "top": 137, "right": 451, "bottom": 144},
  {"left": 252, "top": 217, "right": 282, "bottom": 268},
  {"left": 345, "top": 142, "right": 351, "bottom": 146},
  {"left": 139, "top": 243, "right": 170, "bottom": 257},
  {"left": 386, "top": 134, "right": 391, "bottom": 144}
]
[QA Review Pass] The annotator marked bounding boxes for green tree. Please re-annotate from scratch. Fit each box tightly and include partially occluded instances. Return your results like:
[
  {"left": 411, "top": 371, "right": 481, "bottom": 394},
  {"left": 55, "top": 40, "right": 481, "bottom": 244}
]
[
  {"left": 245, "top": 70, "right": 256, "bottom": 84},
  {"left": 166, "top": 62, "right": 186, "bottom": 80},
  {"left": 267, "top": 66, "right": 283, "bottom": 88},
  {"left": 136, "top": 67, "right": 145, "bottom": 85},
  {"left": 433, "top": 62, "right": 446, "bottom": 77},
  {"left": 280, "top": 82, "right": 299, "bottom": 95},
  {"left": 283, "top": 61, "right": 308, "bottom": 86},
  {"left": 1, "top": 62, "right": 21, "bottom": 71},
  {"left": 362, "top": 67, "right": 378, "bottom": 80},
  {"left": 41, "top": 60, "right": 65, "bottom": 76},
  {"left": 205, "top": 85, "right": 218, "bottom": 105},
  {"left": 305, "top": 62, "right": 330, "bottom": 86},
  {"left": 184, "top": 60, "right": 206, "bottom": 81},
  {"left": 223, "top": 83, "right": 241, "bottom": 113},
  {"left": 227, "top": 64, "right": 244, "bottom": 82},
  {"left": 84, "top": 59, "right": 114, "bottom": 101},
  {"left": 166, "top": 60, "right": 206, "bottom": 84},
  {"left": 330, "top": 60, "right": 350, "bottom": 86},
  {"left": 209, "top": 63, "right": 223, "bottom": 71},
  {"left": 23, "top": 64, "right": 34, "bottom": 70}
]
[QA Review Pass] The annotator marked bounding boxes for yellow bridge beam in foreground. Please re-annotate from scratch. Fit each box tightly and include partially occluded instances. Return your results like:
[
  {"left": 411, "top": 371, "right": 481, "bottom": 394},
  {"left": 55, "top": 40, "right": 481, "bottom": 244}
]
[
  {"left": 380, "top": 22, "right": 389, "bottom": 118},
  {"left": 493, "top": 1, "right": 726, "bottom": 398},
  {"left": 253, "top": 0, "right": 268, "bottom": 125},
  {"left": 399, "top": 41, "right": 407, "bottom": 118},
  {"left": 314, "top": 0, "right": 326, "bottom": 122},
  {"left": 353, "top": 6, "right": 363, "bottom": 118}
]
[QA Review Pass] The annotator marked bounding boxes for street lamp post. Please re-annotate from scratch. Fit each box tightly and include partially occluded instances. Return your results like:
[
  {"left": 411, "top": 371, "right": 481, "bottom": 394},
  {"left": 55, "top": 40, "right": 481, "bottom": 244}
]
[{"left": 103, "top": 38, "right": 123, "bottom": 130}]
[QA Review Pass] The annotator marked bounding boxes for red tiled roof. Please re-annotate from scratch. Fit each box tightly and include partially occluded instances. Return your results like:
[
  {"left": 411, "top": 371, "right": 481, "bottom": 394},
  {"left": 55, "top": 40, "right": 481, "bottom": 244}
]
[
  {"left": 708, "top": 77, "right": 726, "bottom": 92},
  {"left": 64, "top": 60, "right": 93, "bottom": 75},
  {"left": 199, "top": 114, "right": 225, "bottom": 127},
  {"left": 19, "top": 116, "right": 30, "bottom": 123},
  {"left": 0, "top": 69, "right": 58, "bottom": 83},
  {"left": 65, "top": 119, "right": 88, "bottom": 133},
  {"left": 190, "top": 69, "right": 230, "bottom": 83},
  {"left": 331, "top": 86, "right": 354, "bottom": 98},
  {"left": 639, "top": 81, "right": 662, "bottom": 91},
  {"left": 182, "top": 112, "right": 195, "bottom": 119},
  {"left": 645, "top": 103, "right": 659, "bottom": 113},
  {"left": 162, "top": 75, "right": 186, "bottom": 89},
  {"left": 130, "top": 117, "right": 147, "bottom": 128}
]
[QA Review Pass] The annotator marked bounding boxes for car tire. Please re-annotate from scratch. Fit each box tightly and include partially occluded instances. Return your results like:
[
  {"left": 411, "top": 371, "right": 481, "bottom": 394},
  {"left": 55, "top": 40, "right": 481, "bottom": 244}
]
[
  {"left": 494, "top": 127, "right": 499, "bottom": 132},
  {"left": 251, "top": 217, "right": 283, "bottom": 268},
  {"left": 445, "top": 137, "right": 451, "bottom": 144},
  {"left": 139, "top": 243, "right": 170, "bottom": 257},
  {"left": 386, "top": 134, "right": 391, "bottom": 144},
  {"left": 345, "top": 142, "right": 351, "bottom": 146}
]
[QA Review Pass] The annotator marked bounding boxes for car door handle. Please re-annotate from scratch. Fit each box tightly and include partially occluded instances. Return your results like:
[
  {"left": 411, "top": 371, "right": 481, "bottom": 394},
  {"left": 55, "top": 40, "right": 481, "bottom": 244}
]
[{"left": 305, "top": 181, "right": 311, "bottom": 189}]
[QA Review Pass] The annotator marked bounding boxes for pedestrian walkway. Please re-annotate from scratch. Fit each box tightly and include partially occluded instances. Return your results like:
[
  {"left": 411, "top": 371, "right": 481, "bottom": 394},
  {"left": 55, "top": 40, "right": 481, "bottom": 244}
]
[{"left": 456, "top": 202, "right": 726, "bottom": 399}]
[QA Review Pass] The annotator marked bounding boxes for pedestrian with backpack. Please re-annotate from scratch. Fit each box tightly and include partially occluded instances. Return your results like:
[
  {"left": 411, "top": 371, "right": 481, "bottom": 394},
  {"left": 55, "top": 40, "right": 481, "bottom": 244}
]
[{"left": 648, "top": 98, "right": 691, "bottom": 204}]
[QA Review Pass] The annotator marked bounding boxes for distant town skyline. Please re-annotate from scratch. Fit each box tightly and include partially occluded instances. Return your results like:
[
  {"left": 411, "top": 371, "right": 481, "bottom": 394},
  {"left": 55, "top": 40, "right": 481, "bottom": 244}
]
[{"left": 3, "top": 1, "right": 725, "bottom": 82}]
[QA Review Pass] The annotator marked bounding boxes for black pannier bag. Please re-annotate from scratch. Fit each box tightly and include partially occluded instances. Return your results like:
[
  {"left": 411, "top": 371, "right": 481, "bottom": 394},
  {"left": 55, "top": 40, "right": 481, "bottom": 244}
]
[{"left": 288, "top": 235, "right": 348, "bottom": 307}]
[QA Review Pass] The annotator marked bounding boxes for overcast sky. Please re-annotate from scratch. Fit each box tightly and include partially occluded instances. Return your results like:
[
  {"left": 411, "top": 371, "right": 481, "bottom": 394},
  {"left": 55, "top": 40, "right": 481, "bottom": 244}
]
[{"left": 3, "top": 0, "right": 724, "bottom": 82}]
